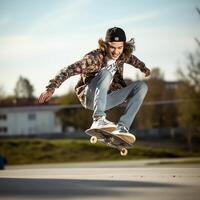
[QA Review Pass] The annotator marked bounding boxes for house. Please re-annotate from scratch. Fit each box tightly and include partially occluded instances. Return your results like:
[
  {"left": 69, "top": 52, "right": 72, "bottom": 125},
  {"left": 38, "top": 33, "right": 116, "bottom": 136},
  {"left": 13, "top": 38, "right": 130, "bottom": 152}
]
[
  {"left": 0, "top": 104, "right": 73, "bottom": 136},
  {"left": 164, "top": 81, "right": 179, "bottom": 90}
]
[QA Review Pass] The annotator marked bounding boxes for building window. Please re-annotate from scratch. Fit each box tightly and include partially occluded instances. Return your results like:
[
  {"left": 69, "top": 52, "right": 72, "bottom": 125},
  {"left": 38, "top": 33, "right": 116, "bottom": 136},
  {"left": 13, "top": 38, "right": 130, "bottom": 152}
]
[
  {"left": 0, "top": 127, "right": 7, "bottom": 133},
  {"left": 0, "top": 114, "right": 7, "bottom": 120},
  {"left": 28, "top": 113, "right": 36, "bottom": 120}
]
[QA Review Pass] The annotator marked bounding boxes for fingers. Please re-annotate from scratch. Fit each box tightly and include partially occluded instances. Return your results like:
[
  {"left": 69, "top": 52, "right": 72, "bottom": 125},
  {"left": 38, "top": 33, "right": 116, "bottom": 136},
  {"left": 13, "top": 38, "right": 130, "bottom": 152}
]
[
  {"left": 38, "top": 91, "right": 52, "bottom": 104},
  {"left": 38, "top": 93, "right": 46, "bottom": 104},
  {"left": 145, "top": 72, "right": 150, "bottom": 77},
  {"left": 145, "top": 69, "right": 151, "bottom": 77},
  {"left": 45, "top": 94, "right": 52, "bottom": 102}
]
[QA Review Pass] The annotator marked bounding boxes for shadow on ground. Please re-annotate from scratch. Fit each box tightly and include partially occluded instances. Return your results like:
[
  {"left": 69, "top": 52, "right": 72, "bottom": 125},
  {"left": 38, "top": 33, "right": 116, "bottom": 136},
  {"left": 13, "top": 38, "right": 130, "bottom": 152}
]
[{"left": 0, "top": 178, "right": 180, "bottom": 198}]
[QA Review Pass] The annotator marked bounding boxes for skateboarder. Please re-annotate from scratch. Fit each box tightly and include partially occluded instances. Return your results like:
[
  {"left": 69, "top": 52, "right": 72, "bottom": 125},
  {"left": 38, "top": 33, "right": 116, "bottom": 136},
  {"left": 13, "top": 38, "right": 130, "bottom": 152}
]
[{"left": 39, "top": 27, "right": 150, "bottom": 139}]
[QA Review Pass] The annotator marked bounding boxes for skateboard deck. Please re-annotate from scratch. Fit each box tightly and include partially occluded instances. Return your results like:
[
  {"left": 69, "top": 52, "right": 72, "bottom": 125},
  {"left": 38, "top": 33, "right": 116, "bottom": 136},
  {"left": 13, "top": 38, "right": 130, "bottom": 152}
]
[{"left": 85, "top": 128, "right": 136, "bottom": 156}]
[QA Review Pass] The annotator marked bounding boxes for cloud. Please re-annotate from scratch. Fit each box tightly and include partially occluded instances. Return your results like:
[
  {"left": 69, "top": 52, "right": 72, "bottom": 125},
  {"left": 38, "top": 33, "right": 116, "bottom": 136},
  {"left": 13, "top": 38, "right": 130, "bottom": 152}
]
[
  {"left": 0, "top": 34, "right": 96, "bottom": 62},
  {"left": 107, "top": 11, "right": 161, "bottom": 25},
  {"left": 30, "top": 0, "right": 91, "bottom": 33},
  {"left": 90, "top": 11, "right": 162, "bottom": 30}
]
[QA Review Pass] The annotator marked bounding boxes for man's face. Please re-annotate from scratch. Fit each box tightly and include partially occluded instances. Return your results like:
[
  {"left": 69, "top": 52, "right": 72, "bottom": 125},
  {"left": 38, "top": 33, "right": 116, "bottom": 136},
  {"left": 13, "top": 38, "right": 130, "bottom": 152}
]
[{"left": 107, "top": 41, "right": 124, "bottom": 60}]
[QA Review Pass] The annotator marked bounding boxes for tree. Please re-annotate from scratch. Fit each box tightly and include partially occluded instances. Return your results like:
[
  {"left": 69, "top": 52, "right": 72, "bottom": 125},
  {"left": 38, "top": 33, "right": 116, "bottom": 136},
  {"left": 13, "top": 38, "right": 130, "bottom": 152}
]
[
  {"left": 134, "top": 68, "right": 178, "bottom": 132},
  {"left": 57, "top": 108, "right": 92, "bottom": 130},
  {"left": 55, "top": 91, "right": 80, "bottom": 105},
  {"left": 55, "top": 91, "right": 92, "bottom": 130},
  {"left": 136, "top": 68, "right": 166, "bottom": 129},
  {"left": 14, "top": 76, "right": 34, "bottom": 99},
  {"left": 195, "top": 7, "right": 200, "bottom": 46},
  {"left": 176, "top": 44, "right": 200, "bottom": 149},
  {"left": 175, "top": 7, "right": 200, "bottom": 149},
  {"left": 0, "top": 84, "right": 5, "bottom": 100}
]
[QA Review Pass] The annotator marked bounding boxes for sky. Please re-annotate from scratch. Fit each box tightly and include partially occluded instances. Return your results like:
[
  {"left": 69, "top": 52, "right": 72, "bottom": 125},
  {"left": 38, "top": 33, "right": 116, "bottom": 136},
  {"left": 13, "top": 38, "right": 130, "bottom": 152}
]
[{"left": 0, "top": 0, "right": 199, "bottom": 97}]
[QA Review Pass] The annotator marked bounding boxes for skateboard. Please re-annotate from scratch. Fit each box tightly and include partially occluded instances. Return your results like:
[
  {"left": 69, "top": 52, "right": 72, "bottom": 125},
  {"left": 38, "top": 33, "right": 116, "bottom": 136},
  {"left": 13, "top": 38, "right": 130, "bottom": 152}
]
[{"left": 85, "top": 128, "right": 136, "bottom": 156}]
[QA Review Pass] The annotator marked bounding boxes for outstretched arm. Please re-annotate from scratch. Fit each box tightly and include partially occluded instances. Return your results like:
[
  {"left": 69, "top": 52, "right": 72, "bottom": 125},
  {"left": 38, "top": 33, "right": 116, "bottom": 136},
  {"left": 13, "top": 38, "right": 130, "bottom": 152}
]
[{"left": 38, "top": 57, "right": 91, "bottom": 104}]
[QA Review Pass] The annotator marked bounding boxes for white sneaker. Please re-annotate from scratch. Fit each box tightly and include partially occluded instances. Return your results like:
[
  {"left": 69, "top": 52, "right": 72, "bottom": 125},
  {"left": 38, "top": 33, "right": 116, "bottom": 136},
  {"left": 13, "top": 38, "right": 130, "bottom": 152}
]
[
  {"left": 90, "top": 116, "right": 117, "bottom": 130},
  {"left": 112, "top": 125, "right": 136, "bottom": 143}
]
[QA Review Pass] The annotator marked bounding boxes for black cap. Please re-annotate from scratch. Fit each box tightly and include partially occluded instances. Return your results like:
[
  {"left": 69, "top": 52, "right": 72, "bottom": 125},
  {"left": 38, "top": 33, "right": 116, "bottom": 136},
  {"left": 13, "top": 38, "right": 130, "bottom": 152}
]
[{"left": 105, "top": 27, "right": 126, "bottom": 42}]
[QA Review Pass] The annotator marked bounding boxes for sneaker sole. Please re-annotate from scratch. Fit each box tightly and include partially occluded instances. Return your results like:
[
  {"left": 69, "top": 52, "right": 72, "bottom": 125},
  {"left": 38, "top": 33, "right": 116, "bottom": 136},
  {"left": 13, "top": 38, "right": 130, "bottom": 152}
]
[
  {"left": 118, "top": 135, "right": 136, "bottom": 144},
  {"left": 90, "top": 125, "right": 117, "bottom": 132},
  {"left": 100, "top": 126, "right": 117, "bottom": 132},
  {"left": 112, "top": 132, "right": 136, "bottom": 144}
]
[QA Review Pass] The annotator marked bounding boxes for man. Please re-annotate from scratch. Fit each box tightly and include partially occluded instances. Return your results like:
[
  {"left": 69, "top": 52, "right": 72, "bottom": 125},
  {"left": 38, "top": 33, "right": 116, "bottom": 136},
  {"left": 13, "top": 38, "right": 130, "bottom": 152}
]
[{"left": 39, "top": 27, "right": 151, "bottom": 140}]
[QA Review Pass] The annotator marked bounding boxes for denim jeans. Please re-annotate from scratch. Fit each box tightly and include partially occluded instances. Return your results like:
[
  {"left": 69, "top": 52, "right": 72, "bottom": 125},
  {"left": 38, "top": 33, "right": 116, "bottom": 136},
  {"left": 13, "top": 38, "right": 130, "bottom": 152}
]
[{"left": 84, "top": 68, "right": 148, "bottom": 129}]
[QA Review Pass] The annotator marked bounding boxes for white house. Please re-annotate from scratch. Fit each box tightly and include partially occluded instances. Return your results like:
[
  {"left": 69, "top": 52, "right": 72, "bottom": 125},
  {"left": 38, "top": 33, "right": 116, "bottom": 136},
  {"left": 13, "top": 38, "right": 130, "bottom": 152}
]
[{"left": 0, "top": 105, "right": 72, "bottom": 136}]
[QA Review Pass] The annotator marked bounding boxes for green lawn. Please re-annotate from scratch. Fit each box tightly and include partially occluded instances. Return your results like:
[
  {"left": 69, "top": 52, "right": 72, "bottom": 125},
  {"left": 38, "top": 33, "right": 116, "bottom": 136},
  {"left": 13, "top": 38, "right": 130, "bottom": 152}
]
[{"left": 0, "top": 139, "right": 200, "bottom": 165}]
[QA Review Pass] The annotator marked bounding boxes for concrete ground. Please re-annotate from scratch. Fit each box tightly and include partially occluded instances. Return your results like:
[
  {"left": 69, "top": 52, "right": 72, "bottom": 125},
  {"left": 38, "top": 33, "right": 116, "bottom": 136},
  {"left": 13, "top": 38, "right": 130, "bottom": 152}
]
[{"left": 0, "top": 158, "right": 200, "bottom": 200}]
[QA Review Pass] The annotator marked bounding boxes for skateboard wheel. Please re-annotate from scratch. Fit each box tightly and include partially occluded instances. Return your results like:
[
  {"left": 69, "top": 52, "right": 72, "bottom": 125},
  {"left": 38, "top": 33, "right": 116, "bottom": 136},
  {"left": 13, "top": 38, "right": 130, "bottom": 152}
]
[
  {"left": 90, "top": 136, "right": 97, "bottom": 144},
  {"left": 120, "top": 148, "right": 128, "bottom": 156}
]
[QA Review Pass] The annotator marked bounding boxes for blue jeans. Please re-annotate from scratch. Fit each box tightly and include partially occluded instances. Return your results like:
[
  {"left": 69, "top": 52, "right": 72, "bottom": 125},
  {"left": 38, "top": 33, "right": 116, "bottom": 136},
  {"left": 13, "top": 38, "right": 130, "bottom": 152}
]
[{"left": 84, "top": 68, "right": 148, "bottom": 129}]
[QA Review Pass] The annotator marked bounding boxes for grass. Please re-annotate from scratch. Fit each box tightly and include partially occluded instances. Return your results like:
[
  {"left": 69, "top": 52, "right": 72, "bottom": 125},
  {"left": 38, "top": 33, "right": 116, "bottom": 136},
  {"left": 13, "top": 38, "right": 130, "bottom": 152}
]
[{"left": 0, "top": 138, "right": 200, "bottom": 165}]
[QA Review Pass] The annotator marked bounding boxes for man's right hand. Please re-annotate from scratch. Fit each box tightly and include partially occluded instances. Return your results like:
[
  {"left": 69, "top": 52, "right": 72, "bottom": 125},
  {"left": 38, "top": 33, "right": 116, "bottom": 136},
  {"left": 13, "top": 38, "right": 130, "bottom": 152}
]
[{"left": 38, "top": 90, "right": 54, "bottom": 104}]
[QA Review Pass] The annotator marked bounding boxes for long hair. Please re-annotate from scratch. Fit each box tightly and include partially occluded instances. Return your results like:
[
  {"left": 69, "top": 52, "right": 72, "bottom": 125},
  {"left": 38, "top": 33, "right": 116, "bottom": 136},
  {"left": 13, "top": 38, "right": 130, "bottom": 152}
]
[{"left": 98, "top": 38, "right": 135, "bottom": 61}]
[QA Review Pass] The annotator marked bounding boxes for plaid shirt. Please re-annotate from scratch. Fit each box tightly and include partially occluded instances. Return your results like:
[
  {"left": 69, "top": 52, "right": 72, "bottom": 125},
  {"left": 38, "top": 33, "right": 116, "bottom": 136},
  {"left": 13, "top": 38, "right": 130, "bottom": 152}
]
[{"left": 46, "top": 49, "right": 149, "bottom": 106}]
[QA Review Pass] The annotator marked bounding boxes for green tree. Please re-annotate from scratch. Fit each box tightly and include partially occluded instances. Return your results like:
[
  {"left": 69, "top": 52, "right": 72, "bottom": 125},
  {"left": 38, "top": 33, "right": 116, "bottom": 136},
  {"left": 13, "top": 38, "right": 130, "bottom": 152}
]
[
  {"left": 57, "top": 108, "right": 92, "bottom": 130},
  {"left": 56, "top": 91, "right": 92, "bottom": 130},
  {"left": 55, "top": 91, "right": 80, "bottom": 105},
  {"left": 14, "top": 76, "right": 34, "bottom": 99}
]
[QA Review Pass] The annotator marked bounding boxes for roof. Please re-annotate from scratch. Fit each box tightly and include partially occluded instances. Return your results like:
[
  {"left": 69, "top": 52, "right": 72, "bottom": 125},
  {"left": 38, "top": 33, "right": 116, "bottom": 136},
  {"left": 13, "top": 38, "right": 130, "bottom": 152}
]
[{"left": 0, "top": 104, "right": 82, "bottom": 112}]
